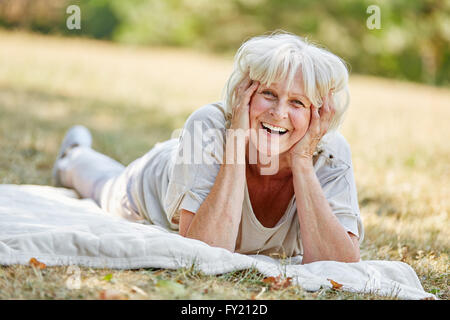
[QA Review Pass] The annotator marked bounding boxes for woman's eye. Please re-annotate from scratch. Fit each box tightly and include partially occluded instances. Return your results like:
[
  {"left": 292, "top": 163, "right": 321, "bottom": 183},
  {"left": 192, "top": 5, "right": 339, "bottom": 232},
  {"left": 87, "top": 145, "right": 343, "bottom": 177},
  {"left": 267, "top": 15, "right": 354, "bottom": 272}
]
[
  {"left": 262, "top": 90, "right": 275, "bottom": 97},
  {"left": 292, "top": 100, "right": 305, "bottom": 107}
]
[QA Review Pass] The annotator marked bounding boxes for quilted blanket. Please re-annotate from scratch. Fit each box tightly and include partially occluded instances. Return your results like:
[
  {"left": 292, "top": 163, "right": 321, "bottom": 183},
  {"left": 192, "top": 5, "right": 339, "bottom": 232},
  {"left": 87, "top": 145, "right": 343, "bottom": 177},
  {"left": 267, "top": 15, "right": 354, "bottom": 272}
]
[{"left": 0, "top": 184, "right": 435, "bottom": 299}]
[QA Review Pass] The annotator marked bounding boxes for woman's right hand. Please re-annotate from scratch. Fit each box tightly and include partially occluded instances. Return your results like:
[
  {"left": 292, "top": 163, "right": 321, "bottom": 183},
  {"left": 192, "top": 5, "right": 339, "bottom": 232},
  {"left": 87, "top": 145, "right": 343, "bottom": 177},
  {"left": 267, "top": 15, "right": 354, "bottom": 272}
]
[{"left": 230, "top": 75, "right": 259, "bottom": 132}]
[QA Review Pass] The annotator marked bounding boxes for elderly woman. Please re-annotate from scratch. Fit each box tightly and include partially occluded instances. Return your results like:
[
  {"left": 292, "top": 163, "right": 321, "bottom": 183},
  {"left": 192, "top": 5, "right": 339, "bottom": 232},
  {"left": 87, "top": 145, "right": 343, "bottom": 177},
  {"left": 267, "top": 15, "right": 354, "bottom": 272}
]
[{"left": 53, "top": 32, "right": 363, "bottom": 263}]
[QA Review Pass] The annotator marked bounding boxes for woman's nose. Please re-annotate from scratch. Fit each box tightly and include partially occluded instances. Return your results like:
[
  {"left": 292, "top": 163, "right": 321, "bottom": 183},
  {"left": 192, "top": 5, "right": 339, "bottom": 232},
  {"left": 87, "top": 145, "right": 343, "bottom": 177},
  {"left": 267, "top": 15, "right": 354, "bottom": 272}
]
[{"left": 269, "top": 102, "right": 288, "bottom": 120}]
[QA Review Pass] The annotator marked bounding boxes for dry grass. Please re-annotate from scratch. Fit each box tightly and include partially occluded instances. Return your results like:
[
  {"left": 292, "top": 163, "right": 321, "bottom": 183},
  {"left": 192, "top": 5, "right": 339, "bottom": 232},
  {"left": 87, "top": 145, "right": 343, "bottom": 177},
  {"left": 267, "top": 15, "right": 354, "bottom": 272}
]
[{"left": 0, "top": 30, "right": 448, "bottom": 300}]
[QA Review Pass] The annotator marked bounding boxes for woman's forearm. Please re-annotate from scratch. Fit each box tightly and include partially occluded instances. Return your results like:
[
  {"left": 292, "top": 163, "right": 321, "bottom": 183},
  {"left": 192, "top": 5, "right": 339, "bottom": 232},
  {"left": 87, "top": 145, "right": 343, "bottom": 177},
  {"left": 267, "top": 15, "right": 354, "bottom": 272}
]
[
  {"left": 185, "top": 132, "right": 246, "bottom": 252},
  {"left": 292, "top": 160, "right": 360, "bottom": 263}
]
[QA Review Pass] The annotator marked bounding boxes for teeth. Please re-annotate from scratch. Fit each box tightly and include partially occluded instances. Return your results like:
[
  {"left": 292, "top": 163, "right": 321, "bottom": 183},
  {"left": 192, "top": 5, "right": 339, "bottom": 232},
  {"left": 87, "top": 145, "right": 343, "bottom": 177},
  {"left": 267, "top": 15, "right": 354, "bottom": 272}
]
[{"left": 262, "top": 122, "right": 288, "bottom": 133}]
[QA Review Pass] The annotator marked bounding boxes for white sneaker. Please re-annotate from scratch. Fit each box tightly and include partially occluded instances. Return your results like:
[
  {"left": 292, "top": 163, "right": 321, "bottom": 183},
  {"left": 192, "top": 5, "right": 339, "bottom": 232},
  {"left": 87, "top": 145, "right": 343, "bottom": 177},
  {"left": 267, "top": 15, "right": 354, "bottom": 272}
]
[{"left": 52, "top": 125, "right": 92, "bottom": 187}]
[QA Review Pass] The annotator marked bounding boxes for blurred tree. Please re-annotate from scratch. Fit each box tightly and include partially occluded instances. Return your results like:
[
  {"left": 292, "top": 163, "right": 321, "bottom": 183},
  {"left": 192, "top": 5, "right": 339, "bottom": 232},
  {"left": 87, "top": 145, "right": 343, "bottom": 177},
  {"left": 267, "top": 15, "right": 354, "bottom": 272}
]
[
  {"left": 0, "top": 0, "right": 448, "bottom": 85},
  {"left": 79, "top": 0, "right": 119, "bottom": 39}
]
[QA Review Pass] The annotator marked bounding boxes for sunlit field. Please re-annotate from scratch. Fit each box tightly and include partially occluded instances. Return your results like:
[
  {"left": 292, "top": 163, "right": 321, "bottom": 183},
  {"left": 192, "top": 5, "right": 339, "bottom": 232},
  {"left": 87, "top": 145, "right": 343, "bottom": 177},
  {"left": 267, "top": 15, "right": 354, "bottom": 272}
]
[{"left": 0, "top": 31, "right": 448, "bottom": 299}]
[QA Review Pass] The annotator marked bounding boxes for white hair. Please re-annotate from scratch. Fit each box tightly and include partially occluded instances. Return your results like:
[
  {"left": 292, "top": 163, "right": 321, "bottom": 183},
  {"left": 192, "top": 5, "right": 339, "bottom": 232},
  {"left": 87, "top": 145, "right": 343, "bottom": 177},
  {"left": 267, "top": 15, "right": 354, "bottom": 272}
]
[{"left": 222, "top": 31, "right": 350, "bottom": 137}]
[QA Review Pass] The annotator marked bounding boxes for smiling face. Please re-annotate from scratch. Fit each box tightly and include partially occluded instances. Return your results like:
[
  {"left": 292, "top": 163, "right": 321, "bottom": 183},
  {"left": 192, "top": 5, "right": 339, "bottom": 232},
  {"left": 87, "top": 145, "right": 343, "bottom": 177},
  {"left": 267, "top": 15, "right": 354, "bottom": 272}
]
[{"left": 249, "top": 70, "right": 312, "bottom": 156}]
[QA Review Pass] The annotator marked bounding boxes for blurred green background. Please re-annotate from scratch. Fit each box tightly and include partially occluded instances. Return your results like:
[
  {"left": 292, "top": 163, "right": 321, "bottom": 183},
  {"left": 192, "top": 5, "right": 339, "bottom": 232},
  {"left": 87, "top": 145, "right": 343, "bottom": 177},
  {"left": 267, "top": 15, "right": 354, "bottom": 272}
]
[{"left": 0, "top": 0, "right": 449, "bottom": 86}]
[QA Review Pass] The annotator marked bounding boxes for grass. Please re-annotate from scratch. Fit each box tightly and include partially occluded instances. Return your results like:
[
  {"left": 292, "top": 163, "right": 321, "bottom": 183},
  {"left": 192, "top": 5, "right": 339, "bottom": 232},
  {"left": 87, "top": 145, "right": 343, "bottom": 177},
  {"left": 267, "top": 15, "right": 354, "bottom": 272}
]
[{"left": 0, "top": 30, "right": 448, "bottom": 300}]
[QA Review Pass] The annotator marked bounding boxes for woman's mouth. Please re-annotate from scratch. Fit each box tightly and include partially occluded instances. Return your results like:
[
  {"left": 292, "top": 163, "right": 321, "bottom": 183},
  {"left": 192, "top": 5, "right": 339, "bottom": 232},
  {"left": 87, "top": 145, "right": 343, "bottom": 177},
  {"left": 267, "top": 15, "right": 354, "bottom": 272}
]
[{"left": 260, "top": 122, "right": 289, "bottom": 135}]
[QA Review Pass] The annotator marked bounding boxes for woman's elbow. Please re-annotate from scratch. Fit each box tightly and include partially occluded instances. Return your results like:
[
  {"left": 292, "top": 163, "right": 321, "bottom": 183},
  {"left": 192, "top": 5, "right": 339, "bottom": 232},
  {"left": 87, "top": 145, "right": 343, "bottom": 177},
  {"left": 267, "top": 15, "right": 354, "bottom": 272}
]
[
  {"left": 341, "top": 245, "right": 360, "bottom": 263},
  {"left": 343, "top": 252, "right": 360, "bottom": 263}
]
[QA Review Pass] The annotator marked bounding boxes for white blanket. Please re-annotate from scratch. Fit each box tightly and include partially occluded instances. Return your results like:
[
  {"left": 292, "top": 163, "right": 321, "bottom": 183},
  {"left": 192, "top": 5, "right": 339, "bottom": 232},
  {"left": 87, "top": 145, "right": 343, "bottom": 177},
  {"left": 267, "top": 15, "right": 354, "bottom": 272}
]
[{"left": 0, "top": 184, "right": 435, "bottom": 300}]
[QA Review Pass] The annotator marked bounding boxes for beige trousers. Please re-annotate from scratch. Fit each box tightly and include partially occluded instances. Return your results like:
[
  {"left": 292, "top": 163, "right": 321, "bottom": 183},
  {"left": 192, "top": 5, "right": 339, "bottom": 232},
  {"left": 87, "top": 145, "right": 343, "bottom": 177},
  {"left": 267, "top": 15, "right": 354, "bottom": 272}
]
[{"left": 56, "top": 146, "right": 146, "bottom": 223}]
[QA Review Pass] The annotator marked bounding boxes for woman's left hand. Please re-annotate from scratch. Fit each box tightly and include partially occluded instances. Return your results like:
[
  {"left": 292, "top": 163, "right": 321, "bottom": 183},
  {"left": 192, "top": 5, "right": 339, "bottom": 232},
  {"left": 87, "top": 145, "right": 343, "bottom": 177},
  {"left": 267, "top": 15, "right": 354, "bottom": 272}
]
[{"left": 289, "top": 90, "right": 335, "bottom": 166}]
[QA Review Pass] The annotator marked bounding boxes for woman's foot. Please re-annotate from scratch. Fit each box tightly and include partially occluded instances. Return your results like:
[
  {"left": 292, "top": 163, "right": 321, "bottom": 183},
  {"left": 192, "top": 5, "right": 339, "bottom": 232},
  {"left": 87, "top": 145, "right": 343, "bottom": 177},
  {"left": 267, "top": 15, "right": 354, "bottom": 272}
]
[{"left": 52, "top": 125, "right": 92, "bottom": 187}]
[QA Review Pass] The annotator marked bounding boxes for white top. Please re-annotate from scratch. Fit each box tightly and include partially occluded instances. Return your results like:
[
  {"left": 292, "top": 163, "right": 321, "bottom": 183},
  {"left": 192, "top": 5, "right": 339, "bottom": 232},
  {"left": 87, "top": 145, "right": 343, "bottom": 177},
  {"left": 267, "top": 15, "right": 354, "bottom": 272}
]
[{"left": 127, "top": 102, "right": 364, "bottom": 257}]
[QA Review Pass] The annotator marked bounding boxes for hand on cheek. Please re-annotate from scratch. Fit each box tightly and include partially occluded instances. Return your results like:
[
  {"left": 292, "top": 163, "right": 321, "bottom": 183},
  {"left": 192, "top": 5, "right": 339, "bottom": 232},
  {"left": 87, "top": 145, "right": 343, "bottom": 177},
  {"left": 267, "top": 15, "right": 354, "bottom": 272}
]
[{"left": 288, "top": 91, "right": 335, "bottom": 166}]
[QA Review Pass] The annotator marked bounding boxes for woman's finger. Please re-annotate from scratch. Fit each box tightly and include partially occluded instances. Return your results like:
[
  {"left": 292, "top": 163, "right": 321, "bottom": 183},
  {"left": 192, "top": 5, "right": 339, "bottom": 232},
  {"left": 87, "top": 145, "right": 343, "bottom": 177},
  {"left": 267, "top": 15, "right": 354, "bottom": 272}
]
[
  {"left": 320, "top": 93, "right": 331, "bottom": 116},
  {"left": 245, "top": 81, "right": 259, "bottom": 98},
  {"left": 238, "top": 80, "right": 258, "bottom": 108},
  {"left": 320, "top": 92, "right": 333, "bottom": 131},
  {"left": 309, "top": 105, "right": 321, "bottom": 138},
  {"left": 238, "top": 74, "right": 252, "bottom": 92},
  {"left": 329, "top": 92, "right": 336, "bottom": 116},
  {"left": 234, "top": 75, "right": 252, "bottom": 105},
  {"left": 318, "top": 99, "right": 325, "bottom": 117}
]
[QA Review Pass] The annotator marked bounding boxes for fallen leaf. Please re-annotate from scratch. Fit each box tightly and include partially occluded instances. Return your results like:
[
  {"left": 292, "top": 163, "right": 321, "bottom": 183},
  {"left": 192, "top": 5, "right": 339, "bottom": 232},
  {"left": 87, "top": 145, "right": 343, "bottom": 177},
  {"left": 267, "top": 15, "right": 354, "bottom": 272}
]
[
  {"left": 29, "top": 257, "right": 38, "bottom": 266},
  {"left": 262, "top": 276, "right": 277, "bottom": 285},
  {"left": 263, "top": 275, "right": 292, "bottom": 290},
  {"left": 327, "top": 278, "right": 343, "bottom": 290},
  {"left": 99, "top": 289, "right": 127, "bottom": 300},
  {"left": 29, "top": 257, "right": 46, "bottom": 269},
  {"left": 421, "top": 296, "right": 436, "bottom": 300},
  {"left": 102, "top": 273, "right": 113, "bottom": 282}
]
